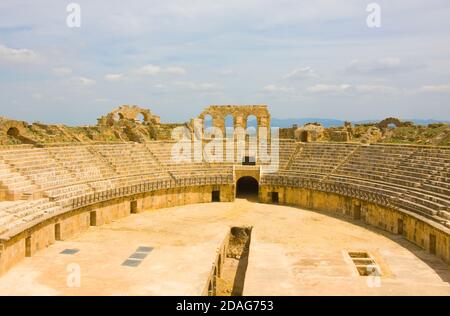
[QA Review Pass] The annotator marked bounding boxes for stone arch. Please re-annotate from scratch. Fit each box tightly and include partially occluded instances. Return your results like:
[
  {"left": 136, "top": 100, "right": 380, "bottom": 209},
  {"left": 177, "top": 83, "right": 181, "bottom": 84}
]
[
  {"left": 0, "top": 120, "right": 35, "bottom": 144},
  {"left": 203, "top": 114, "right": 213, "bottom": 130},
  {"left": 1, "top": 121, "right": 27, "bottom": 136},
  {"left": 225, "top": 114, "right": 234, "bottom": 136},
  {"left": 378, "top": 118, "right": 403, "bottom": 129},
  {"left": 236, "top": 176, "right": 259, "bottom": 200},
  {"left": 246, "top": 114, "right": 258, "bottom": 135},
  {"left": 198, "top": 105, "right": 270, "bottom": 137},
  {"left": 387, "top": 123, "right": 396, "bottom": 129},
  {"left": 99, "top": 105, "right": 161, "bottom": 126},
  {"left": 136, "top": 112, "right": 146, "bottom": 123},
  {"left": 7, "top": 127, "right": 20, "bottom": 137}
]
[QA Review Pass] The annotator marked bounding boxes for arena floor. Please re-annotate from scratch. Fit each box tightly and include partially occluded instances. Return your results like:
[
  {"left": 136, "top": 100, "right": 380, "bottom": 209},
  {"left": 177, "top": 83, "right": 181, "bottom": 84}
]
[{"left": 0, "top": 199, "right": 449, "bottom": 296}]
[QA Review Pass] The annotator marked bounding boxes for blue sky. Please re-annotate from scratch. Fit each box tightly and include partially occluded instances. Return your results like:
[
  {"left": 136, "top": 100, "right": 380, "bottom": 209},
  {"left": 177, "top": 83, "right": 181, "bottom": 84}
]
[{"left": 0, "top": 0, "right": 449, "bottom": 125}]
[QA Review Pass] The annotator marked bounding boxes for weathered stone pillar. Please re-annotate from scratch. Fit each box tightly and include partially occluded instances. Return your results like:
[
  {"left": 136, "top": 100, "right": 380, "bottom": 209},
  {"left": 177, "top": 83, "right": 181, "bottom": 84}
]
[
  {"left": 213, "top": 115, "right": 225, "bottom": 137},
  {"left": 235, "top": 115, "right": 245, "bottom": 129}
]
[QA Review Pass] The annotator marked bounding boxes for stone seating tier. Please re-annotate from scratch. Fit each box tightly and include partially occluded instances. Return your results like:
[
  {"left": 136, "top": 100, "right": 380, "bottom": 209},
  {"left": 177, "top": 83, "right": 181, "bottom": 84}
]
[{"left": 0, "top": 141, "right": 449, "bottom": 237}]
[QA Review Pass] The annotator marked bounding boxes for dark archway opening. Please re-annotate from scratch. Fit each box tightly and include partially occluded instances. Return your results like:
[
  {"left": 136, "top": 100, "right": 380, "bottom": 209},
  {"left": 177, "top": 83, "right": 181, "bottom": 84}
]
[
  {"left": 130, "top": 200, "right": 138, "bottom": 214},
  {"left": 6, "top": 127, "right": 36, "bottom": 145},
  {"left": 300, "top": 130, "right": 310, "bottom": 142},
  {"left": 7, "top": 127, "right": 19, "bottom": 137},
  {"left": 212, "top": 190, "right": 220, "bottom": 202},
  {"left": 236, "top": 176, "right": 259, "bottom": 201}
]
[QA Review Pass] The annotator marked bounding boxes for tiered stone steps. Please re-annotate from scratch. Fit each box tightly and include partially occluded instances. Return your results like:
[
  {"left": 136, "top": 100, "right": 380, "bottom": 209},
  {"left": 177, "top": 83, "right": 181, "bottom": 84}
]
[{"left": 0, "top": 141, "right": 449, "bottom": 238}]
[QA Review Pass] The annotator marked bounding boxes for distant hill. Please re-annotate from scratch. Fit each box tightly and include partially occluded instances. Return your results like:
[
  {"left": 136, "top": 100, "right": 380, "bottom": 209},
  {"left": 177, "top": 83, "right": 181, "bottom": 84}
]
[
  {"left": 271, "top": 118, "right": 450, "bottom": 128},
  {"left": 404, "top": 119, "right": 450, "bottom": 126}
]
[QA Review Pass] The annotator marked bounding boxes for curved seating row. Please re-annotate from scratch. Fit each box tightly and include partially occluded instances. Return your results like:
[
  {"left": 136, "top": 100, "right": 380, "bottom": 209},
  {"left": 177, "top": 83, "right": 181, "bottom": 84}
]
[{"left": 0, "top": 141, "right": 449, "bottom": 239}]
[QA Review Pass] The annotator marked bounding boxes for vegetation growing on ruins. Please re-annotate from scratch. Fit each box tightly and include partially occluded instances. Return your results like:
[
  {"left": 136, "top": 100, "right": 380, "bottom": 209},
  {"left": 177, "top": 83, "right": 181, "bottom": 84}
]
[{"left": 379, "top": 124, "right": 450, "bottom": 146}]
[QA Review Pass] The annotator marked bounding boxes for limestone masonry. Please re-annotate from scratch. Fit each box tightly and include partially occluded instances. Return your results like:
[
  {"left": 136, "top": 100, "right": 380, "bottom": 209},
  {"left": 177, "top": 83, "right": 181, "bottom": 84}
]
[{"left": 0, "top": 105, "right": 449, "bottom": 295}]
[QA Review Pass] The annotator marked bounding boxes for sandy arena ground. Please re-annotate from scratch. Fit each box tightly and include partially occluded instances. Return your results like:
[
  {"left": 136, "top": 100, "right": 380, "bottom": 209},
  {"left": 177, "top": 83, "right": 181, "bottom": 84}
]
[{"left": 0, "top": 199, "right": 449, "bottom": 296}]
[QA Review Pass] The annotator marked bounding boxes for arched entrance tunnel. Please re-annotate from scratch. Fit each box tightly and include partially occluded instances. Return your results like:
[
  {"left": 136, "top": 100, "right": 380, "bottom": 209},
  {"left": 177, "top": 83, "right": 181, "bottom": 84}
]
[
  {"left": 7, "top": 127, "right": 20, "bottom": 137},
  {"left": 236, "top": 176, "right": 259, "bottom": 201},
  {"left": 6, "top": 127, "right": 35, "bottom": 145}
]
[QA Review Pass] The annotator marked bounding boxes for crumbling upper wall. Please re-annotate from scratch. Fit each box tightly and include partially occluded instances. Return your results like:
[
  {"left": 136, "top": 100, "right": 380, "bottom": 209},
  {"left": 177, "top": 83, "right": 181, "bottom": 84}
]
[
  {"left": 197, "top": 105, "right": 270, "bottom": 135},
  {"left": 294, "top": 123, "right": 325, "bottom": 142},
  {"left": 0, "top": 119, "right": 28, "bottom": 137},
  {"left": 97, "top": 105, "right": 161, "bottom": 126},
  {"left": 0, "top": 118, "right": 37, "bottom": 145},
  {"left": 197, "top": 105, "right": 271, "bottom": 133},
  {"left": 378, "top": 117, "right": 413, "bottom": 129}
]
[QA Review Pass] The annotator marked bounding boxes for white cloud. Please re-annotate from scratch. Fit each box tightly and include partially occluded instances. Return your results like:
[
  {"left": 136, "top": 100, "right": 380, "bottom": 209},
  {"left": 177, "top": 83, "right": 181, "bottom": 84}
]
[
  {"left": 135, "top": 64, "right": 187, "bottom": 76},
  {"left": 218, "top": 69, "right": 234, "bottom": 76},
  {"left": 263, "top": 84, "right": 293, "bottom": 93},
  {"left": 135, "top": 64, "right": 161, "bottom": 75},
  {"left": 284, "top": 67, "right": 316, "bottom": 80},
  {"left": 105, "top": 73, "right": 125, "bottom": 81},
  {"left": 164, "top": 66, "right": 187, "bottom": 75},
  {"left": 52, "top": 67, "right": 72, "bottom": 76},
  {"left": 378, "top": 57, "right": 401, "bottom": 67},
  {"left": 32, "top": 93, "right": 44, "bottom": 100},
  {"left": 70, "top": 76, "right": 96, "bottom": 86},
  {"left": 354, "top": 85, "right": 398, "bottom": 94},
  {"left": 1, "top": 2, "right": 449, "bottom": 122},
  {"left": 419, "top": 84, "right": 450, "bottom": 93},
  {"left": 306, "top": 84, "right": 398, "bottom": 95},
  {"left": 307, "top": 84, "right": 351, "bottom": 93},
  {"left": 174, "top": 81, "right": 220, "bottom": 91},
  {"left": 346, "top": 57, "right": 423, "bottom": 75},
  {"left": 0, "top": 44, "right": 39, "bottom": 64}
]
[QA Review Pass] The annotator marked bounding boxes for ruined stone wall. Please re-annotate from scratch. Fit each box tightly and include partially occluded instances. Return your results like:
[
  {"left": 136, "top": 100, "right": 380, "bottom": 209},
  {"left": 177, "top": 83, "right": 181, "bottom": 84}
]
[
  {"left": 97, "top": 105, "right": 161, "bottom": 125},
  {"left": 0, "top": 105, "right": 167, "bottom": 145},
  {"left": 329, "top": 130, "right": 350, "bottom": 142},
  {"left": 293, "top": 123, "right": 325, "bottom": 142},
  {"left": 197, "top": 105, "right": 271, "bottom": 136},
  {"left": 378, "top": 117, "right": 413, "bottom": 130},
  {"left": 279, "top": 127, "right": 295, "bottom": 139}
]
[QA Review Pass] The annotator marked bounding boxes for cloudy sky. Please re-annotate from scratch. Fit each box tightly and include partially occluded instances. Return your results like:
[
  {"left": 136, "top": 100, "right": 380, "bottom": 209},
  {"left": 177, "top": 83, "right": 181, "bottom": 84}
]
[{"left": 0, "top": 0, "right": 449, "bottom": 125}]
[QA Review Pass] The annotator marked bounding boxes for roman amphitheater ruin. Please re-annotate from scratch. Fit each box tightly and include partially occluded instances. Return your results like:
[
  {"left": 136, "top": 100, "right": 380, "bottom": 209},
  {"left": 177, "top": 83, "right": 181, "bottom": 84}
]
[{"left": 0, "top": 105, "right": 449, "bottom": 295}]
